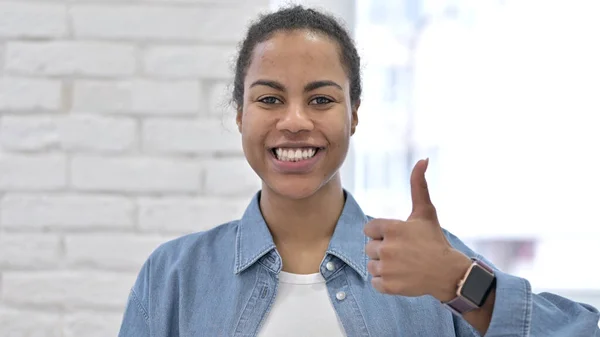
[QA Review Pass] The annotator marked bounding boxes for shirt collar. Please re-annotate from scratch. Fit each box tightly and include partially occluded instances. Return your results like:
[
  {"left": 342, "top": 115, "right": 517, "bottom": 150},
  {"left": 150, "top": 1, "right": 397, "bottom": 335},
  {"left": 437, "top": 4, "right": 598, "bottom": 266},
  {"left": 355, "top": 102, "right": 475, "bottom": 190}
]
[{"left": 234, "top": 190, "right": 370, "bottom": 281}]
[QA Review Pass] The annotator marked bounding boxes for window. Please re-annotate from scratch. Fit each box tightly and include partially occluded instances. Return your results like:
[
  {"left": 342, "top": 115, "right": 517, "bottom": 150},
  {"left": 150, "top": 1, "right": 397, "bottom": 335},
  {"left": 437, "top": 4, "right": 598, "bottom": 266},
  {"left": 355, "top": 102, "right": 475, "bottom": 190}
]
[{"left": 354, "top": 0, "right": 600, "bottom": 302}]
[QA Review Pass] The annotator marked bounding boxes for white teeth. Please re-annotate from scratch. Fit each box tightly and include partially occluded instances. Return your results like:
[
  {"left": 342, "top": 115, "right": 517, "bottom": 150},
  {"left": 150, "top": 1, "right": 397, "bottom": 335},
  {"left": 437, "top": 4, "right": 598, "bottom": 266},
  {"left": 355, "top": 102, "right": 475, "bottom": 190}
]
[{"left": 274, "top": 147, "right": 319, "bottom": 162}]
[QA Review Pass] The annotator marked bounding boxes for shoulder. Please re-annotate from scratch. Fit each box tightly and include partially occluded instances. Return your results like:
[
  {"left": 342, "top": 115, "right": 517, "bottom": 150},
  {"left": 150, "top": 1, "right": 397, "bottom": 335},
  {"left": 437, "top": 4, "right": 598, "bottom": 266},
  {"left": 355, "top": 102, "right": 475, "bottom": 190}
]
[
  {"left": 131, "top": 220, "right": 240, "bottom": 299},
  {"left": 149, "top": 219, "right": 239, "bottom": 268},
  {"left": 124, "top": 220, "right": 244, "bottom": 325}
]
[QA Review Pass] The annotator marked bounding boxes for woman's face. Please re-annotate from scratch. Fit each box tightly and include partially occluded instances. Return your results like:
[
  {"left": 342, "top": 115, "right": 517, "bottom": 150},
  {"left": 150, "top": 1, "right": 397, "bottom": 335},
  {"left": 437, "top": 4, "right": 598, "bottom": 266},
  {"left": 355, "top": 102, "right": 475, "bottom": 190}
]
[{"left": 237, "top": 29, "right": 358, "bottom": 200}]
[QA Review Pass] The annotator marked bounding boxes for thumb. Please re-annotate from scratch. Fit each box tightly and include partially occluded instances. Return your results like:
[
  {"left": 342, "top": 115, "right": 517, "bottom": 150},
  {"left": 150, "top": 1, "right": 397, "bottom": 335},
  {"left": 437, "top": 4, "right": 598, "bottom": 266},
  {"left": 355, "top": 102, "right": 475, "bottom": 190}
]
[{"left": 408, "top": 158, "right": 438, "bottom": 221}]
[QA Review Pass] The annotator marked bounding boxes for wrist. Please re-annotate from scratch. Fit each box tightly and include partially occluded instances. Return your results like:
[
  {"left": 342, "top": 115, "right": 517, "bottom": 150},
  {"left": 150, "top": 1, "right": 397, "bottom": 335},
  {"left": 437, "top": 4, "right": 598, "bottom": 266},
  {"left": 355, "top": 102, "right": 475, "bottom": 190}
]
[{"left": 433, "top": 249, "right": 472, "bottom": 302}]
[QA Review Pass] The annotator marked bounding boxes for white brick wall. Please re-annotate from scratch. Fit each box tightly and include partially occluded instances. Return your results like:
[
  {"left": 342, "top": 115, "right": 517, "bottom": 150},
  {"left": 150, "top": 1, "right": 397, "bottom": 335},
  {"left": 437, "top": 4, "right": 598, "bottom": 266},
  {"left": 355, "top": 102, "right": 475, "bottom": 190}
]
[
  {"left": 65, "top": 234, "right": 172, "bottom": 270},
  {"left": 0, "top": 233, "right": 61, "bottom": 268},
  {"left": 5, "top": 41, "right": 137, "bottom": 77},
  {"left": 64, "top": 313, "right": 123, "bottom": 337},
  {"left": 70, "top": 156, "right": 203, "bottom": 192},
  {"left": 71, "top": 4, "right": 264, "bottom": 42},
  {"left": 0, "top": 77, "right": 62, "bottom": 111},
  {"left": 0, "top": 0, "right": 269, "bottom": 335},
  {"left": 142, "top": 118, "right": 241, "bottom": 154},
  {"left": 143, "top": 45, "right": 238, "bottom": 79},
  {"left": 0, "top": 114, "right": 138, "bottom": 152},
  {"left": 0, "top": 309, "right": 62, "bottom": 337},
  {"left": 1, "top": 193, "right": 135, "bottom": 230},
  {"left": 73, "top": 79, "right": 201, "bottom": 114},
  {"left": 0, "top": 153, "right": 67, "bottom": 190},
  {"left": 137, "top": 196, "right": 249, "bottom": 233},
  {"left": 2, "top": 271, "right": 137, "bottom": 309},
  {"left": 0, "top": 2, "right": 67, "bottom": 39}
]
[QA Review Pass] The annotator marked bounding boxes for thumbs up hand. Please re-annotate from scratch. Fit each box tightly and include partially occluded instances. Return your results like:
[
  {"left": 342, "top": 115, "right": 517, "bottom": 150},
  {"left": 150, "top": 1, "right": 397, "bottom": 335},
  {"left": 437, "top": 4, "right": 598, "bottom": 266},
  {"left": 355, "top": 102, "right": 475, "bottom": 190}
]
[{"left": 363, "top": 159, "right": 472, "bottom": 302}]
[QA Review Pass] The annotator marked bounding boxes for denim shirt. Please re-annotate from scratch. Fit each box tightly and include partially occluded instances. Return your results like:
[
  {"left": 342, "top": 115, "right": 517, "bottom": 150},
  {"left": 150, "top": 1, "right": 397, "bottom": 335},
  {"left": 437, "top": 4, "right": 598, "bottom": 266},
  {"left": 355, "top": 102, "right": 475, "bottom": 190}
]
[{"left": 118, "top": 191, "right": 600, "bottom": 337}]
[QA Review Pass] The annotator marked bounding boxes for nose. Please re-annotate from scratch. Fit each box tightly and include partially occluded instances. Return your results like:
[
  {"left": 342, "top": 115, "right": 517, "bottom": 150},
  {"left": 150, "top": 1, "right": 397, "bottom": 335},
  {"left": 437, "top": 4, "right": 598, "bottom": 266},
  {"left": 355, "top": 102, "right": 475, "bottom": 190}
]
[{"left": 276, "top": 103, "right": 314, "bottom": 133}]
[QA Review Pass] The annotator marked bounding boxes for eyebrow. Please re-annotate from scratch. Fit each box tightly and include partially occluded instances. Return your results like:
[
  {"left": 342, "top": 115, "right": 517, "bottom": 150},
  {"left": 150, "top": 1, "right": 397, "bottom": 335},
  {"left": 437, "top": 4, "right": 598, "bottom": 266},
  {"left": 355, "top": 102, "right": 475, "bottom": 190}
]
[{"left": 249, "top": 79, "right": 343, "bottom": 92}]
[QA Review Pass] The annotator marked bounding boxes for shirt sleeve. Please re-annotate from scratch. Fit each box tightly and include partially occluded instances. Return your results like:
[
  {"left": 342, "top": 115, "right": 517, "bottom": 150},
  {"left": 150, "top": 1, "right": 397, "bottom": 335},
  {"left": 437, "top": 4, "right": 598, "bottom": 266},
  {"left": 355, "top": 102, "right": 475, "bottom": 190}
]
[
  {"left": 118, "top": 289, "right": 151, "bottom": 337},
  {"left": 118, "top": 259, "right": 152, "bottom": 337},
  {"left": 444, "top": 229, "right": 600, "bottom": 337}
]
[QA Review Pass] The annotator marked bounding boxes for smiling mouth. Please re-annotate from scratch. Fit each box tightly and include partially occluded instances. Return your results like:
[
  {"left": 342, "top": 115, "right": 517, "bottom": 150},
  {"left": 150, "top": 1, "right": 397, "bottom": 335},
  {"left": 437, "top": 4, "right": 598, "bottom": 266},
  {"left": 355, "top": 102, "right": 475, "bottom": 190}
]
[{"left": 270, "top": 147, "right": 323, "bottom": 162}]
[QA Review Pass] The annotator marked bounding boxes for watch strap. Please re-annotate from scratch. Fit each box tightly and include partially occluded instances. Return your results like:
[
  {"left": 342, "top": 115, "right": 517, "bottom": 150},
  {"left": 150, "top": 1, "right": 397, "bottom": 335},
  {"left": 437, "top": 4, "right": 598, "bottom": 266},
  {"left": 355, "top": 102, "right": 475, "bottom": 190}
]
[
  {"left": 475, "top": 258, "right": 493, "bottom": 273},
  {"left": 443, "top": 258, "right": 495, "bottom": 315},
  {"left": 445, "top": 295, "right": 478, "bottom": 315}
]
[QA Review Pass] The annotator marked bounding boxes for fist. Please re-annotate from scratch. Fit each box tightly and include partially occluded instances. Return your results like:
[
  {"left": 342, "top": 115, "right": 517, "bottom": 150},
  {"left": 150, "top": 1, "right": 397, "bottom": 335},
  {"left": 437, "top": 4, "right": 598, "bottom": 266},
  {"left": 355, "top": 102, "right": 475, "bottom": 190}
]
[{"left": 363, "top": 159, "right": 471, "bottom": 302}]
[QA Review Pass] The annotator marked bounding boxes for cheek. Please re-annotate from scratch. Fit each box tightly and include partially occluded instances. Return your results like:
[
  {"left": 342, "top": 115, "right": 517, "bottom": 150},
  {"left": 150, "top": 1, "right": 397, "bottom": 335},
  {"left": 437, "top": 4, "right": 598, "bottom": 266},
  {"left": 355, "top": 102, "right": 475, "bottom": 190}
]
[
  {"left": 330, "top": 115, "right": 353, "bottom": 141},
  {"left": 240, "top": 113, "right": 270, "bottom": 147},
  {"left": 321, "top": 125, "right": 351, "bottom": 155}
]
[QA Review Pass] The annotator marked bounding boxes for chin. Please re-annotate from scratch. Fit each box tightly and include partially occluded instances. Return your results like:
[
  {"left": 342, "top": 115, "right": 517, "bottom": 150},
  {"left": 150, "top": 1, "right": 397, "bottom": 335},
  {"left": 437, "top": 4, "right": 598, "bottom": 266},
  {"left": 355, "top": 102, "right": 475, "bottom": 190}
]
[{"left": 262, "top": 175, "right": 332, "bottom": 200}]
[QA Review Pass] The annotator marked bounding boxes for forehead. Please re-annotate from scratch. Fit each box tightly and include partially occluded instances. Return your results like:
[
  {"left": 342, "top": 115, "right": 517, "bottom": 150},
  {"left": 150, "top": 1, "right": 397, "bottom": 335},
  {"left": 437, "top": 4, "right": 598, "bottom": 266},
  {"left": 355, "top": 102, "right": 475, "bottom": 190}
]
[{"left": 245, "top": 30, "right": 348, "bottom": 86}]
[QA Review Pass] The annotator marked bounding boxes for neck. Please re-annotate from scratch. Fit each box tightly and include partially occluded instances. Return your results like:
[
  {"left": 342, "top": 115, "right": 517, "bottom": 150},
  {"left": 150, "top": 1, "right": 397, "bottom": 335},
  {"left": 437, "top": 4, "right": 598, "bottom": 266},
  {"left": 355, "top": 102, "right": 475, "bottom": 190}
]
[{"left": 259, "top": 174, "right": 345, "bottom": 257}]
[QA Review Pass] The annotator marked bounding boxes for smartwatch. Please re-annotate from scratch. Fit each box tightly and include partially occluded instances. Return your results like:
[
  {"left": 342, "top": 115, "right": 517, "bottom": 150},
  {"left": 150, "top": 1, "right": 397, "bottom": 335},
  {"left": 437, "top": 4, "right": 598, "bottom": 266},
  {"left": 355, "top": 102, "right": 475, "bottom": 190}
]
[{"left": 443, "top": 258, "right": 496, "bottom": 315}]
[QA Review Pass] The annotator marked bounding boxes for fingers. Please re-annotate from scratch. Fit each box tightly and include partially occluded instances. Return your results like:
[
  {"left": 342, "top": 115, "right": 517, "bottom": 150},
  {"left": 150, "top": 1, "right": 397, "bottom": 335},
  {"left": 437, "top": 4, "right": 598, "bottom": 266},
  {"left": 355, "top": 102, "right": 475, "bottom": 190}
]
[
  {"left": 367, "top": 248, "right": 390, "bottom": 293},
  {"left": 371, "top": 276, "right": 387, "bottom": 293},
  {"left": 363, "top": 220, "right": 384, "bottom": 240},
  {"left": 409, "top": 158, "right": 438, "bottom": 221},
  {"left": 365, "top": 239, "right": 382, "bottom": 260},
  {"left": 367, "top": 259, "right": 381, "bottom": 277}
]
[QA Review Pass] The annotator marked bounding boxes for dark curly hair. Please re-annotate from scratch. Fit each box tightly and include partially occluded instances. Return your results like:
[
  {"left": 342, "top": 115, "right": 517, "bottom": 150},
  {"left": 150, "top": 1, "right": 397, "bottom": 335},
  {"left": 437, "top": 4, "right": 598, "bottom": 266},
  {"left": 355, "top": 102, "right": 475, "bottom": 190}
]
[{"left": 232, "top": 5, "right": 362, "bottom": 110}]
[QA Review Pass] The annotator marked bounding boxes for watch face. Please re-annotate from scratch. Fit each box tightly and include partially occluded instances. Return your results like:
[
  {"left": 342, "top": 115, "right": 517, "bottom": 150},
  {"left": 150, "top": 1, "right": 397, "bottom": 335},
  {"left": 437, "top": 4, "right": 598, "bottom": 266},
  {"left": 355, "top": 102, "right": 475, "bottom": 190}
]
[{"left": 461, "top": 265, "right": 495, "bottom": 306}]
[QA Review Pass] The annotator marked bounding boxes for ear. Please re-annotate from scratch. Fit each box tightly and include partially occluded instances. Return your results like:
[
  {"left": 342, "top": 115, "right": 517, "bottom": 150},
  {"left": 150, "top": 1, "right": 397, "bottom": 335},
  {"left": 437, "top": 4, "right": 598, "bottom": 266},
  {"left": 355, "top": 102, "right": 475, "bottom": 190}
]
[
  {"left": 236, "top": 110, "right": 242, "bottom": 133},
  {"left": 350, "top": 100, "right": 360, "bottom": 135}
]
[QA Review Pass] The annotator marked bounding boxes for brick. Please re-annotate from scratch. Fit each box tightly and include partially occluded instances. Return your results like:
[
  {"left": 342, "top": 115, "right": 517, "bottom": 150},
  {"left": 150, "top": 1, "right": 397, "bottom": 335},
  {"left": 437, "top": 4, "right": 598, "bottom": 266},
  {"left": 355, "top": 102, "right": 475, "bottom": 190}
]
[
  {"left": 0, "top": 309, "right": 62, "bottom": 337},
  {"left": 2, "top": 271, "right": 136, "bottom": 309},
  {"left": 72, "top": 80, "right": 130, "bottom": 113},
  {"left": 65, "top": 234, "right": 168, "bottom": 270},
  {"left": 0, "top": 115, "right": 134, "bottom": 152},
  {"left": 60, "top": 115, "right": 137, "bottom": 152},
  {"left": 0, "top": 154, "right": 66, "bottom": 190},
  {"left": 71, "top": 156, "right": 202, "bottom": 193},
  {"left": 204, "top": 158, "right": 261, "bottom": 197},
  {"left": 208, "top": 81, "right": 236, "bottom": 117},
  {"left": 72, "top": 80, "right": 201, "bottom": 115},
  {"left": 0, "top": 194, "right": 134, "bottom": 230},
  {"left": 0, "top": 233, "right": 61, "bottom": 268},
  {"left": 0, "top": 2, "right": 67, "bottom": 38},
  {"left": 143, "top": 45, "right": 237, "bottom": 79},
  {"left": 142, "top": 118, "right": 242, "bottom": 155},
  {"left": 130, "top": 80, "right": 200, "bottom": 114},
  {"left": 0, "top": 44, "right": 5, "bottom": 69},
  {"left": 71, "top": 4, "right": 265, "bottom": 42},
  {"left": 0, "top": 115, "right": 59, "bottom": 151},
  {"left": 5, "top": 41, "right": 136, "bottom": 77},
  {"left": 138, "top": 197, "right": 248, "bottom": 233},
  {"left": 64, "top": 313, "right": 122, "bottom": 337},
  {"left": 0, "top": 77, "right": 62, "bottom": 111}
]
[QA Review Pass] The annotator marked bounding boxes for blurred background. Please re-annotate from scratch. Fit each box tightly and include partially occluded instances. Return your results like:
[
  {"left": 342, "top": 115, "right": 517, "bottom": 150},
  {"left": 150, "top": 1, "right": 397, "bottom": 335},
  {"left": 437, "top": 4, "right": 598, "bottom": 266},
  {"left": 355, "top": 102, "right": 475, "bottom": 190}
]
[{"left": 0, "top": 0, "right": 598, "bottom": 335}]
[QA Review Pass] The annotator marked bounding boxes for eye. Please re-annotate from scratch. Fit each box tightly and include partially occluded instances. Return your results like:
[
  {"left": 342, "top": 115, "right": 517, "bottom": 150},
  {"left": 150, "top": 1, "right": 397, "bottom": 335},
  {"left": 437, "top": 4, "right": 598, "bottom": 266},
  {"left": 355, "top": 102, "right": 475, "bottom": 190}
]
[
  {"left": 309, "top": 96, "right": 334, "bottom": 105},
  {"left": 258, "top": 96, "right": 282, "bottom": 104}
]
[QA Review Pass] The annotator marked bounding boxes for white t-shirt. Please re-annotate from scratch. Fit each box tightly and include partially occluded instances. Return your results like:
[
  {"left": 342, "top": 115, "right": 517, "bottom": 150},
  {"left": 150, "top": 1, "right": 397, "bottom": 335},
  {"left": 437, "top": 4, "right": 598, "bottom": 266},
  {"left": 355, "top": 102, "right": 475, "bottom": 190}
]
[{"left": 257, "top": 271, "right": 346, "bottom": 336}]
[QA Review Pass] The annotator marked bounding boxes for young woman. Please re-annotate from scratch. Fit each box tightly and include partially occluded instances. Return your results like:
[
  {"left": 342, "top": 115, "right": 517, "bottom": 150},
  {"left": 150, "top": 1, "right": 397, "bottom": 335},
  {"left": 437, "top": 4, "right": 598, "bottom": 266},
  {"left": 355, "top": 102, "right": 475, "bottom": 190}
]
[{"left": 119, "top": 6, "right": 599, "bottom": 337}]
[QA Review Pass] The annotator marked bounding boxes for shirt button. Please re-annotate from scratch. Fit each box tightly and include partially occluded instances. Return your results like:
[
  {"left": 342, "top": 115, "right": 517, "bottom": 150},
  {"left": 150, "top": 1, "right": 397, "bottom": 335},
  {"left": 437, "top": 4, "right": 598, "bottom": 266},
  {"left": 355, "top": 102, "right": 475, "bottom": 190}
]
[
  {"left": 336, "top": 291, "right": 346, "bottom": 301},
  {"left": 326, "top": 262, "right": 335, "bottom": 271}
]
